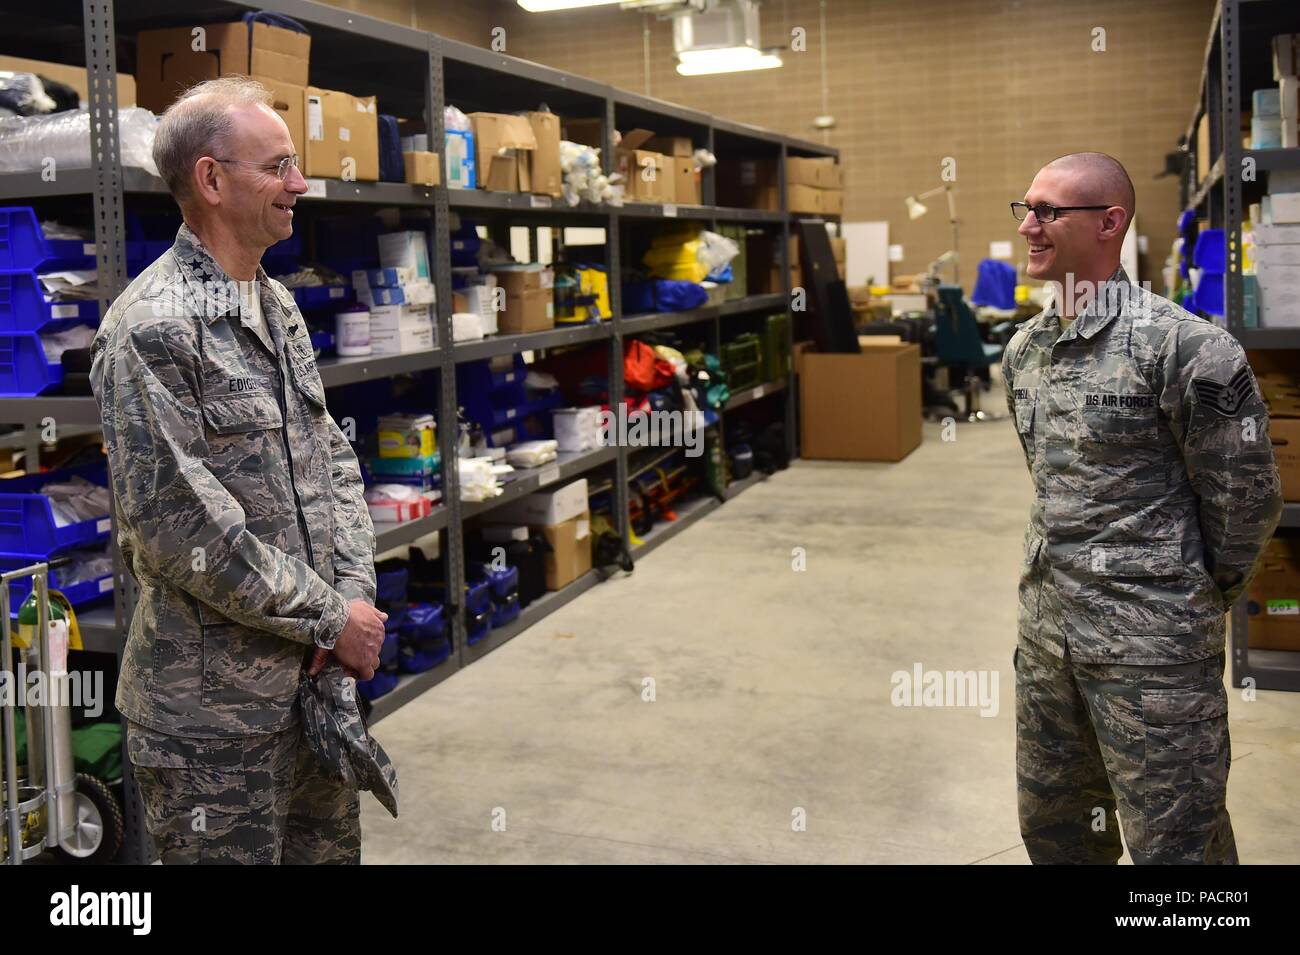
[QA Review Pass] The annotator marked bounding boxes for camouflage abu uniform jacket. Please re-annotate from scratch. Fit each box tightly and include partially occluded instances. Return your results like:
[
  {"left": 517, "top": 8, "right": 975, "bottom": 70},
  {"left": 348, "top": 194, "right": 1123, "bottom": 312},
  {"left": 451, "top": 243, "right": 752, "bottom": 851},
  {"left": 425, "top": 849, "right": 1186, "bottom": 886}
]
[
  {"left": 1003, "top": 266, "right": 1282, "bottom": 666},
  {"left": 90, "top": 224, "right": 376, "bottom": 738}
]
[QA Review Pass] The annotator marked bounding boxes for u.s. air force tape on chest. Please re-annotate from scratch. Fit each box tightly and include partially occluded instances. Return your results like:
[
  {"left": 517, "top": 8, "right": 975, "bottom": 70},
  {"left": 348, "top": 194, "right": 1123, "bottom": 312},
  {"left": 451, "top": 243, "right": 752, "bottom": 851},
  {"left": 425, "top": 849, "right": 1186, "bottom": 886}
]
[{"left": 1084, "top": 392, "right": 1156, "bottom": 409}]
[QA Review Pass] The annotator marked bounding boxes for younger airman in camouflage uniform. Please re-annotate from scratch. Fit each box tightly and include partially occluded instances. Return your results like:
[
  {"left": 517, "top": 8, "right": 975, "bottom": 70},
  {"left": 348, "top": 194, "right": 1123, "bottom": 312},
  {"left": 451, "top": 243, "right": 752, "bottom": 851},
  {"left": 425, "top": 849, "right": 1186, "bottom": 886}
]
[
  {"left": 90, "top": 78, "right": 389, "bottom": 863},
  {"left": 1005, "top": 153, "right": 1282, "bottom": 864}
]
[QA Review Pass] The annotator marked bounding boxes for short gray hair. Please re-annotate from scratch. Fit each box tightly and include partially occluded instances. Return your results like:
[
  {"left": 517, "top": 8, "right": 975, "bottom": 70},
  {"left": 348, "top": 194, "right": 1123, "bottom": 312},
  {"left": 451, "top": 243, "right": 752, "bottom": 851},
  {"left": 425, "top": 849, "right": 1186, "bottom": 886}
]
[{"left": 152, "top": 76, "right": 272, "bottom": 204}]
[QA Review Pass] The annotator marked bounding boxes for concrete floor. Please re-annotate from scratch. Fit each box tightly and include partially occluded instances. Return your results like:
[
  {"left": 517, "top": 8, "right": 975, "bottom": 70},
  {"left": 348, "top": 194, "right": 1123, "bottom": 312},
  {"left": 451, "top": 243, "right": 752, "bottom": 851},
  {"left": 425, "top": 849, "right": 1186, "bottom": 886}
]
[{"left": 362, "top": 417, "right": 1300, "bottom": 864}]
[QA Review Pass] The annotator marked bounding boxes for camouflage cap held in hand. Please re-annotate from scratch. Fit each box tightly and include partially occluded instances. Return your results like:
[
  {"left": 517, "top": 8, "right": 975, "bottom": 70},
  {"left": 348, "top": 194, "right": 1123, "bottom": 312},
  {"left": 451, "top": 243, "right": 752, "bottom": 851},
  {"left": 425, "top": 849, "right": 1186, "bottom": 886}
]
[{"left": 299, "top": 663, "right": 399, "bottom": 818}]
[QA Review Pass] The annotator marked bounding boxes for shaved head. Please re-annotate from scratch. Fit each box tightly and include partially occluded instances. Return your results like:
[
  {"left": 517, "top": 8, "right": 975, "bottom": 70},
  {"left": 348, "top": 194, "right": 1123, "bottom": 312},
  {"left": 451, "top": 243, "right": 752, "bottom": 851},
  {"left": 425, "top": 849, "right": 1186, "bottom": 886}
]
[{"left": 1042, "top": 151, "right": 1135, "bottom": 224}]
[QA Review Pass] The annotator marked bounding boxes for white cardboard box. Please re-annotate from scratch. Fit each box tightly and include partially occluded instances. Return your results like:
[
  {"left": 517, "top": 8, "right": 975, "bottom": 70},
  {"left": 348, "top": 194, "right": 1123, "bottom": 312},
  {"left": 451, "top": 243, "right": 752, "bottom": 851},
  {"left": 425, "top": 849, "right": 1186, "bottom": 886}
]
[
  {"left": 1254, "top": 223, "right": 1300, "bottom": 245},
  {"left": 377, "top": 231, "right": 431, "bottom": 280},
  {"left": 1267, "top": 192, "right": 1300, "bottom": 224},
  {"left": 488, "top": 477, "right": 588, "bottom": 526},
  {"left": 1258, "top": 262, "right": 1300, "bottom": 327},
  {"left": 553, "top": 406, "right": 604, "bottom": 452},
  {"left": 1254, "top": 243, "right": 1300, "bottom": 266},
  {"left": 370, "top": 303, "right": 435, "bottom": 353}
]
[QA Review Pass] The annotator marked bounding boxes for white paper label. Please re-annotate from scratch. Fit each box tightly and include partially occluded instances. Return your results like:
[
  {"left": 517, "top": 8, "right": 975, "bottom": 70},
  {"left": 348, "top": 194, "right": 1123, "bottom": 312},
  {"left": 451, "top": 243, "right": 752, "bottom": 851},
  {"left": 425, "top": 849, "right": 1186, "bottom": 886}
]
[
  {"left": 96, "top": 518, "right": 111, "bottom": 534},
  {"left": 888, "top": 244, "right": 905, "bottom": 263},
  {"left": 98, "top": 577, "right": 113, "bottom": 593},
  {"left": 51, "top": 304, "right": 79, "bottom": 318},
  {"left": 304, "top": 178, "right": 328, "bottom": 198},
  {"left": 339, "top": 126, "right": 351, "bottom": 143},
  {"left": 506, "top": 408, "right": 516, "bottom": 419},
  {"left": 307, "top": 95, "right": 324, "bottom": 141},
  {"left": 538, "top": 465, "right": 560, "bottom": 487},
  {"left": 989, "top": 241, "right": 1013, "bottom": 259},
  {"left": 82, "top": 243, "right": 96, "bottom": 256},
  {"left": 329, "top": 287, "right": 343, "bottom": 299},
  {"left": 662, "top": 204, "right": 678, "bottom": 218},
  {"left": 530, "top": 195, "right": 552, "bottom": 208},
  {"left": 753, "top": 384, "right": 766, "bottom": 398}
]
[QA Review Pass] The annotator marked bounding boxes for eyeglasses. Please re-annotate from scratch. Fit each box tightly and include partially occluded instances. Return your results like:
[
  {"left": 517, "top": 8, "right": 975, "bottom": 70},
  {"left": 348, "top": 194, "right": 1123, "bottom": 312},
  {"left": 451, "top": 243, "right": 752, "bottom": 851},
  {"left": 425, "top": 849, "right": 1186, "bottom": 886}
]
[
  {"left": 1010, "top": 201, "right": 1112, "bottom": 223},
  {"left": 212, "top": 154, "right": 299, "bottom": 181}
]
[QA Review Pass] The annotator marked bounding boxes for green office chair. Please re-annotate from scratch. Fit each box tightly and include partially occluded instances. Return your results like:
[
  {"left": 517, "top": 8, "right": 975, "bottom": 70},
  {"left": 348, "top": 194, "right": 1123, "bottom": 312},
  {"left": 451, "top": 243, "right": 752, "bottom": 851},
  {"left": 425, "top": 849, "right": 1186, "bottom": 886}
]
[{"left": 934, "top": 285, "right": 1004, "bottom": 422}]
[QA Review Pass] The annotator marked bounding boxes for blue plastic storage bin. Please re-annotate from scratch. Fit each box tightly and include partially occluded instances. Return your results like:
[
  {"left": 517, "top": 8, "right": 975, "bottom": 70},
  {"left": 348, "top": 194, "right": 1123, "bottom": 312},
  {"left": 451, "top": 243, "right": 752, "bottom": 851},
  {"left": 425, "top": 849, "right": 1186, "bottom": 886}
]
[
  {"left": 1193, "top": 274, "right": 1225, "bottom": 316},
  {"left": 0, "top": 332, "right": 64, "bottom": 396},
  {"left": 399, "top": 635, "right": 451, "bottom": 673},
  {"left": 292, "top": 285, "right": 354, "bottom": 311},
  {"left": 0, "top": 207, "right": 95, "bottom": 271},
  {"left": 357, "top": 669, "right": 399, "bottom": 700},
  {"left": 469, "top": 561, "right": 519, "bottom": 600},
  {"left": 0, "top": 465, "right": 111, "bottom": 561},
  {"left": 1192, "top": 229, "right": 1226, "bottom": 272},
  {"left": 2, "top": 556, "right": 113, "bottom": 612},
  {"left": 0, "top": 270, "right": 99, "bottom": 333},
  {"left": 400, "top": 602, "right": 445, "bottom": 640},
  {"left": 466, "top": 606, "right": 492, "bottom": 645}
]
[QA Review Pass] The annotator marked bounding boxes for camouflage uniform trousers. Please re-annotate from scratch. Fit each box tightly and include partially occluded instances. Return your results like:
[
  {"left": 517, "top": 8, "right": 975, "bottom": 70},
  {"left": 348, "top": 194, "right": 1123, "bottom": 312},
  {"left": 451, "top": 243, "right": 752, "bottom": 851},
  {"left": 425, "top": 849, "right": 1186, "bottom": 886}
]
[
  {"left": 1014, "top": 638, "right": 1237, "bottom": 865},
  {"left": 126, "top": 719, "right": 360, "bottom": 864}
]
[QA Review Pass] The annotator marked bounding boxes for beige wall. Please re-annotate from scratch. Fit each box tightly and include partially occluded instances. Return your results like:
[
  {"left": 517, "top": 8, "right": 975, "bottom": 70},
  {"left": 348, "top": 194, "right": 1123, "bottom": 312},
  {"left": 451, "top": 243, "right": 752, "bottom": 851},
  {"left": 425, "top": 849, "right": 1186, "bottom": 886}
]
[{"left": 327, "top": 0, "right": 1214, "bottom": 284}]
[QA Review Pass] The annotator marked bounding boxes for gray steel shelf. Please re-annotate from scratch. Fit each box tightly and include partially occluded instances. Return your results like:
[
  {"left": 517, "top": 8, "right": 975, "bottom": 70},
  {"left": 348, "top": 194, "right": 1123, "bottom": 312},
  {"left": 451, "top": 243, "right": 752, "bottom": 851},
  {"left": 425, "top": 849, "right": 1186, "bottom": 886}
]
[
  {"left": 631, "top": 495, "right": 721, "bottom": 560},
  {"left": 723, "top": 469, "right": 768, "bottom": 501},
  {"left": 1279, "top": 503, "right": 1300, "bottom": 528},
  {"left": 453, "top": 323, "right": 611, "bottom": 363},
  {"left": 0, "top": 397, "right": 100, "bottom": 425},
  {"left": 318, "top": 349, "right": 441, "bottom": 388},
  {"left": 373, "top": 505, "right": 449, "bottom": 552},
  {"left": 719, "top": 293, "right": 785, "bottom": 316},
  {"left": 1239, "top": 328, "right": 1300, "bottom": 349},
  {"left": 619, "top": 201, "right": 783, "bottom": 223},
  {"left": 1246, "top": 148, "right": 1300, "bottom": 170},
  {"left": 461, "top": 446, "right": 619, "bottom": 521},
  {"left": 448, "top": 190, "right": 607, "bottom": 216},
  {"left": 724, "top": 379, "right": 787, "bottom": 412},
  {"left": 461, "top": 568, "right": 603, "bottom": 666},
  {"left": 366, "top": 654, "right": 460, "bottom": 724},
  {"left": 622, "top": 306, "right": 719, "bottom": 335}
]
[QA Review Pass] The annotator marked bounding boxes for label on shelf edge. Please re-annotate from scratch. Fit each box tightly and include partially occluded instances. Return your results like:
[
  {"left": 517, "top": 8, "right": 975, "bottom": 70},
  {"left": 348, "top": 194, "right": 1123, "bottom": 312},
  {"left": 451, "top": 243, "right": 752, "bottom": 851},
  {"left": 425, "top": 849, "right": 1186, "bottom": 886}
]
[
  {"left": 530, "top": 195, "right": 552, "bottom": 208},
  {"left": 304, "top": 178, "right": 328, "bottom": 198},
  {"left": 51, "top": 305, "right": 79, "bottom": 318},
  {"left": 96, "top": 518, "right": 111, "bottom": 533},
  {"left": 98, "top": 577, "right": 113, "bottom": 593},
  {"left": 662, "top": 204, "right": 678, "bottom": 217},
  {"left": 82, "top": 243, "right": 96, "bottom": 256},
  {"left": 538, "top": 465, "right": 560, "bottom": 487},
  {"left": 1266, "top": 599, "right": 1299, "bottom": 616}
]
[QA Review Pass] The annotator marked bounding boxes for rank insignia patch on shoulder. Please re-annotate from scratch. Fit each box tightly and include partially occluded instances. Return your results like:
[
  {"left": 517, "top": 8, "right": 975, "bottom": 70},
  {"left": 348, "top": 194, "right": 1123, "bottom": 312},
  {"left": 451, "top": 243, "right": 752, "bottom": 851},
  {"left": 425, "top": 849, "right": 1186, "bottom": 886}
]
[{"left": 1191, "top": 366, "right": 1254, "bottom": 417}]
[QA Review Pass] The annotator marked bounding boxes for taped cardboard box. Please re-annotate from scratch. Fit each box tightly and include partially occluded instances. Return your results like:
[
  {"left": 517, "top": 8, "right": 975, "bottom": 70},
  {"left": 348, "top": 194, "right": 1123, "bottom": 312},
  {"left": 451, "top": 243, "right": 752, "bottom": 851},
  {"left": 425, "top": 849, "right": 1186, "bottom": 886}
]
[
  {"left": 617, "top": 129, "right": 672, "bottom": 203},
  {"left": 469, "top": 112, "right": 536, "bottom": 192},
  {"left": 647, "top": 136, "right": 693, "bottom": 157},
  {"left": 542, "top": 511, "right": 593, "bottom": 591},
  {"left": 1271, "top": 415, "right": 1300, "bottom": 501},
  {"left": 787, "top": 183, "right": 822, "bottom": 215},
  {"left": 822, "top": 188, "right": 845, "bottom": 216},
  {"left": 489, "top": 265, "right": 554, "bottom": 334},
  {"left": 671, "top": 156, "right": 700, "bottom": 205},
  {"left": 262, "top": 78, "right": 304, "bottom": 158},
  {"left": 526, "top": 111, "right": 562, "bottom": 197},
  {"left": 1246, "top": 537, "right": 1300, "bottom": 651},
  {"left": 0, "top": 55, "right": 135, "bottom": 106},
  {"left": 136, "top": 21, "right": 309, "bottom": 113},
  {"left": 799, "top": 342, "right": 922, "bottom": 461},
  {"left": 303, "top": 87, "right": 379, "bottom": 181},
  {"left": 403, "top": 150, "right": 440, "bottom": 186}
]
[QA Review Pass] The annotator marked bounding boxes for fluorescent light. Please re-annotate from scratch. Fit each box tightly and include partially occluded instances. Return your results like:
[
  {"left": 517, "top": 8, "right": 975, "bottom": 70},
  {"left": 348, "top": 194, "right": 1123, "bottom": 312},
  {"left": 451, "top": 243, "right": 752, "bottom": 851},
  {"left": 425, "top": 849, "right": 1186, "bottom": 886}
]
[
  {"left": 676, "top": 46, "right": 783, "bottom": 76},
  {"left": 517, "top": 0, "right": 622, "bottom": 11}
]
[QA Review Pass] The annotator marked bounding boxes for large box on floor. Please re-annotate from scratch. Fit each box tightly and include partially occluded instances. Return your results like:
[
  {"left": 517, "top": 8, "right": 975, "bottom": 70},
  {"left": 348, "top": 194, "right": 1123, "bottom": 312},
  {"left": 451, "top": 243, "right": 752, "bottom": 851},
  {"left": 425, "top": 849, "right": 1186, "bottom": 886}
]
[
  {"left": 798, "top": 340, "right": 922, "bottom": 461},
  {"left": 1246, "top": 537, "right": 1300, "bottom": 651},
  {"left": 542, "top": 511, "right": 592, "bottom": 590}
]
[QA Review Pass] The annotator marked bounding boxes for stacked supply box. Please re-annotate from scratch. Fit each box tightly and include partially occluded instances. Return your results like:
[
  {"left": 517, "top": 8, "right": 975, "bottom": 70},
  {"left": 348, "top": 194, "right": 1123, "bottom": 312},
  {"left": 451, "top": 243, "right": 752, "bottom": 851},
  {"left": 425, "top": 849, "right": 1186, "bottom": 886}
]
[
  {"left": 468, "top": 113, "right": 537, "bottom": 192},
  {"left": 487, "top": 479, "right": 592, "bottom": 590},
  {"left": 1252, "top": 219, "right": 1300, "bottom": 328},
  {"left": 369, "top": 413, "right": 439, "bottom": 494},
  {"left": 488, "top": 265, "right": 555, "bottom": 334}
]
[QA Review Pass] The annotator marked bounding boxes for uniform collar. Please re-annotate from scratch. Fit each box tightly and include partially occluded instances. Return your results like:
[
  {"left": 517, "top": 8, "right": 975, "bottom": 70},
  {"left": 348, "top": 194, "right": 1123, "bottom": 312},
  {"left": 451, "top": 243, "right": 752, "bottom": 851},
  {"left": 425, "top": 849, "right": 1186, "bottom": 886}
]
[{"left": 1054, "top": 265, "right": 1131, "bottom": 344}]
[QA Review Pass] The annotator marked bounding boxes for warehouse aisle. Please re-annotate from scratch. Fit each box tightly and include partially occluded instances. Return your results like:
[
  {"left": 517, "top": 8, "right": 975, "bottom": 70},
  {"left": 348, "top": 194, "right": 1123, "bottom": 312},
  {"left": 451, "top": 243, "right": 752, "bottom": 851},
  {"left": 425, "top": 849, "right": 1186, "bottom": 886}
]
[{"left": 362, "top": 419, "right": 1300, "bottom": 864}]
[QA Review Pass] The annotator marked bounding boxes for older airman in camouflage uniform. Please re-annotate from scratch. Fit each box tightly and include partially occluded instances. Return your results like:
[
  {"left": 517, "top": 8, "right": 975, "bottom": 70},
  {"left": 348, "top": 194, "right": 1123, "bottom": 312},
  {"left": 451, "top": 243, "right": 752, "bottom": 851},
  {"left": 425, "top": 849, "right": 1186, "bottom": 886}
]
[
  {"left": 1004, "top": 153, "right": 1282, "bottom": 864},
  {"left": 89, "top": 77, "right": 389, "bottom": 863}
]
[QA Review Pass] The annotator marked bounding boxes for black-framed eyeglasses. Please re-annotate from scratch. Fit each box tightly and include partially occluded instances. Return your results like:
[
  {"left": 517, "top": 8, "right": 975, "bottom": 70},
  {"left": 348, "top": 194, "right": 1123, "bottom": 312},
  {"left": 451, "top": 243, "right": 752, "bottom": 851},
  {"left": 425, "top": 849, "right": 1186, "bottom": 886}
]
[
  {"left": 1010, "top": 201, "right": 1112, "bottom": 223},
  {"left": 212, "top": 154, "right": 299, "bottom": 181}
]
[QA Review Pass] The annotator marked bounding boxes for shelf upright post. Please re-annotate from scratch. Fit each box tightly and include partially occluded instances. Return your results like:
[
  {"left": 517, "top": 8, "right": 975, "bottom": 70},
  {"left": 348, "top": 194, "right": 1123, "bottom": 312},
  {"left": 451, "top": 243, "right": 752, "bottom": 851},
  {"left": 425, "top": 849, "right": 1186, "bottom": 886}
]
[
  {"left": 429, "top": 36, "right": 468, "bottom": 661},
  {"left": 779, "top": 141, "right": 797, "bottom": 461},
  {"left": 605, "top": 97, "right": 630, "bottom": 545}
]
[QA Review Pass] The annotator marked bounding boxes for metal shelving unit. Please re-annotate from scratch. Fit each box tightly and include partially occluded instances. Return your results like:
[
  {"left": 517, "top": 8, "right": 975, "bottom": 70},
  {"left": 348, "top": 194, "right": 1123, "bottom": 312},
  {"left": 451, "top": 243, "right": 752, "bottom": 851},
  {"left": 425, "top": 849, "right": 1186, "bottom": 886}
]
[
  {"left": 1182, "top": 0, "right": 1300, "bottom": 692},
  {"left": 0, "top": 0, "right": 837, "bottom": 861}
]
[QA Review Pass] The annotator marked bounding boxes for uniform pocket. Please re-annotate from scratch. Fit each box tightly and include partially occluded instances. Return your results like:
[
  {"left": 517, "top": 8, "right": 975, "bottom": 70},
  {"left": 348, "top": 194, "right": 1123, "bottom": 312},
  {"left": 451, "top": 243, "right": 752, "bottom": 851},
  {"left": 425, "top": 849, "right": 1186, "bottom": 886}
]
[
  {"left": 1141, "top": 679, "right": 1231, "bottom": 833},
  {"left": 201, "top": 394, "right": 284, "bottom": 434},
  {"left": 200, "top": 621, "right": 302, "bottom": 718},
  {"left": 1081, "top": 406, "right": 1159, "bottom": 446}
]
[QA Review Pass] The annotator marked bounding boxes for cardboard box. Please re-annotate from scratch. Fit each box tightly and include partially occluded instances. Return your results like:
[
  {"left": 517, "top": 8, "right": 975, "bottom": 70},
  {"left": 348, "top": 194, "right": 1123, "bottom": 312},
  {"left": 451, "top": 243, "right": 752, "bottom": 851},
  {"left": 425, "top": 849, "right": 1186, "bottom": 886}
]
[
  {"left": 490, "top": 265, "right": 554, "bottom": 334},
  {"left": 1272, "top": 416, "right": 1300, "bottom": 501},
  {"left": 403, "top": 150, "right": 440, "bottom": 186},
  {"left": 525, "top": 111, "right": 562, "bottom": 198},
  {"left": 799, "top": 343, "right": 922, "bottom": 461},
  {"left": 542, "top": 512, "right": 593, "bottom": 591},
  {"left": 1246, "top": 537, "right": 1300, "bottom": 651},
  {"left": 647, "top": 136, "right": 693, "bottom": 157},
  {"left": 370, "top": 304, "right": 435, "bottom": 354},
  {"left": 785, "top": 156, "right": 824, "bottom": 187},
  {"left": 378, "top": 231, "right": 431, "bottom": 281},
  {"left": 1196, "top": 112, "right": 1211, "bottom": 185},
  {"left": 1257, "top": 261, "right": 1300, "bottom": 327},
  {"left": 491, "top": 479, "right": 588, "bottom": 526},
  {"left": 137, "top": 21, "right": 309, "bottom": 114},
  {"left": 830, "top": 237, "right": 847, "bottom": 263},
  {"left": 822, "top": 188, "right": 845, "bottom": 216},
  {"left": 0, "top": 55, "right": 135, "bottom": 106},
  {"left": 469, "top": 112, "right": 537, "bottom": 192},
  {"left": 716, "top": 158, "right": 779, "bottom": 210},
  {"left": 617, "top": 129, "right": 672, "bottom": 203},
  {"left": 1269, "top": 192, "right": 1300, "bottom": 223},
  {"left": 787, "top": 183, "right": 823, "bottom": 215},
  {"left": 261, "top": 78, "right": 304, "bottom": 157},
  {"left": 303, "top": 87, "right": 378, "bottom": 181},
  {"left": 823, "top": 162, "right": 844, "bottom": 190},
  {"left": 445, "top": 129, "right": 476, "bottom": 189},
  {"left": 671, "top": 156, "right": 700, "bottom": 205},
  {"left": 792, "top": 341, "right": 818, "bottom": 378}
]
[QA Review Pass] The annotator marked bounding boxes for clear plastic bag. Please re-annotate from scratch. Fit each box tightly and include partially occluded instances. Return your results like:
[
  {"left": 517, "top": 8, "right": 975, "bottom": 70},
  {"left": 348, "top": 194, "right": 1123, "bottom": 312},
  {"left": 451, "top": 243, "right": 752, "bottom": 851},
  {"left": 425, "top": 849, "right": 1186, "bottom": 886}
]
[{"left": 0, "top": 107, "right": 159, "bottom": 175}]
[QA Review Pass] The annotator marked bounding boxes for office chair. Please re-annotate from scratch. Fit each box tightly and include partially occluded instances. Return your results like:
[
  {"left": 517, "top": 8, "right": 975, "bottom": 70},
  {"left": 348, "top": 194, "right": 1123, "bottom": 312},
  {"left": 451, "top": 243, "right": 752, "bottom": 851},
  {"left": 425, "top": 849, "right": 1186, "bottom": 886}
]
[{"left": 934, "top": 285, "right": 1004, "bottom": 422}]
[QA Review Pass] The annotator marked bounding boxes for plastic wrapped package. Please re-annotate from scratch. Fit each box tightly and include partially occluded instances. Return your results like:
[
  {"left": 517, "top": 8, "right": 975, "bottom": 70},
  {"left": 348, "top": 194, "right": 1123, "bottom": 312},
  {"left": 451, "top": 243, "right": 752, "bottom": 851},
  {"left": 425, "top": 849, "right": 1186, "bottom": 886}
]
[
  {"left": 560, "top": 139, "right": 623, "bottom": 206},
  {"left": 505, "top": 439, "right": 558, "bottom": 469},
  {"left": 0, "top": 107, "right": 159, "bottom": 175}
]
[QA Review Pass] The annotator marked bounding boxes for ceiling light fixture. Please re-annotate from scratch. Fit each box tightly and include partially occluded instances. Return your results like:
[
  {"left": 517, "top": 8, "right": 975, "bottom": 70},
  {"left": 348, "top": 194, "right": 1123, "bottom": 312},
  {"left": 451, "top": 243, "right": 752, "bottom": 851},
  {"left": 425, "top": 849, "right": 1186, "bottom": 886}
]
[
  {"left": 676, "top": 46, "right": 783, "bottom": 75},
  {"left": 517, "top": 0, "right": 623, "bottom": 12}
]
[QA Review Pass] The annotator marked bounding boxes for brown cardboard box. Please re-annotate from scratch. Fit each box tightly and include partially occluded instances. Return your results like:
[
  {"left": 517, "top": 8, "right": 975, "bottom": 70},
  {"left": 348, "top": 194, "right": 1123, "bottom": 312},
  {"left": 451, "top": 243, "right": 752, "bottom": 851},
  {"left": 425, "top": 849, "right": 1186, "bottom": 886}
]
[
  {"left": 303, "top": 87, "right": 378, "bottom": 181},
  {"left": 403, "top": 150, "right": 440, "bottom": 186},
  {"left": 1196, "top": 112, "right": 1211, "bottom": 185},
  {"left": 671, "top": 156, "right": 700, "bottom": 205},
  {"left": 261, "top": 78, "right": 304, "bottom": 157},
  {"left": 717, "top": 158, "right": 779, "bottom": 210},
  {"left": 490, "top": 266, "right": 554, "bottom": 334},
  {"left": 1272, "top": 415, "right": 1300, "bottom": 501},
  {"left": 823, "top": 162, "right": 844, "bottom": 189},
  {"left": 787, "top": 183, "right": 823, "bottom": 215},
  {"left": 792, "top": 341, "right": 818, "bottom": 377},
  {"left": 647, "top": 136, "right": 693, "bottom": 157},
  {"left": 542, "top": 511, "right": 593, "bottom": 590},
  {"left": 799, "top": 342, "right": 922, "bottom": 461},
  {"left": 786, "top": 156, "right": 824, "bottom": 187},
  {"left": 822, "top": 189, "right": 845, "bottom": 216},
  {"left": 469, "top": 112, "right": 537, "bottom": 192},
  {"left": 0, "top": 55, "right": 136, "bottom": 106},
  {"left": 561, "top": 117, "right": 604, "bottom": 149},
  {"left": 525, "top": 111, "right": 562, "bottom": 197},
  {"left": 830, "top": 237, "right": 847, "bottom": 263},
  {"left": 837, "top": 262, "right": 846, "bottom": 280},
  {"left": 617, "top": 129, "right": 672, "bottom": 203},
  {"left": 1246, "top": 537, "right": 1300, "bottom": 651},
  {"left": 137, "top": 21, "right": 309, "bottom": 113}
]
